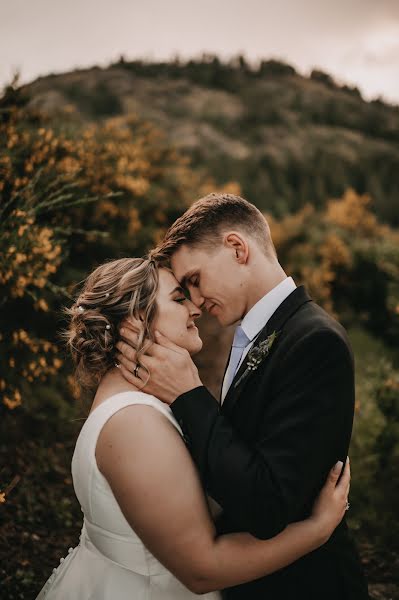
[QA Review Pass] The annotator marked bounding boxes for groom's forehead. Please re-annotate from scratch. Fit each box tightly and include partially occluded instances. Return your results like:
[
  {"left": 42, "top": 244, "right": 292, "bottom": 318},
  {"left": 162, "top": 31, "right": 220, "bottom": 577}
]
[
  {"left": 171, "top": 260, "right": 197, "bottom": 287},
  {"left": 171, "top": 246, "right": 193, "bottom": 272},
  {"left": 171, "top": 244, "right": 222, "bottom": 284},
  {"left": 171, "top": 249, "right": 200, "bottom": 284}
]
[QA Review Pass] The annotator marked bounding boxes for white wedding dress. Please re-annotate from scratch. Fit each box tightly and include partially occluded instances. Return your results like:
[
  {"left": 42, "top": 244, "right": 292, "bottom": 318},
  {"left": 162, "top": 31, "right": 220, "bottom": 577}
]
[{"left": 36, "top": 391, "right": 221, "bottom": 599}]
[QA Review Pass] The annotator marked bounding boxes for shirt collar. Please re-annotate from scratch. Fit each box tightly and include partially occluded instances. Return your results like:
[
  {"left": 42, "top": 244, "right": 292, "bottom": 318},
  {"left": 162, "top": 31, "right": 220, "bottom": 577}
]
[{"left": 240, "top": 277, "right": 297, "bottom": 342}]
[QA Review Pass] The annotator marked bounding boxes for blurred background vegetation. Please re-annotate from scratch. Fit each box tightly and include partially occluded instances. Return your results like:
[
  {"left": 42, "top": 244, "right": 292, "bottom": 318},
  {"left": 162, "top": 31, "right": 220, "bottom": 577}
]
[{"left": 1, "top": 57, "right": 398, "bottom": 599}]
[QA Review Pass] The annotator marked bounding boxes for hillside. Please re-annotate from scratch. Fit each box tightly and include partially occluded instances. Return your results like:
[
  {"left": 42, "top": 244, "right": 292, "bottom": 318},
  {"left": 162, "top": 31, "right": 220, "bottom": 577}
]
[{"left": 24, "top": 57, "right": 399, "bottom": 223}]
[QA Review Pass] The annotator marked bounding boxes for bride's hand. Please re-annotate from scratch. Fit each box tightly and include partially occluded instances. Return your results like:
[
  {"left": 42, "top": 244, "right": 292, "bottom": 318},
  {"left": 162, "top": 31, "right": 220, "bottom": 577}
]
[{"left": 310, "top": 458, "right": 350, "bottom": 542}]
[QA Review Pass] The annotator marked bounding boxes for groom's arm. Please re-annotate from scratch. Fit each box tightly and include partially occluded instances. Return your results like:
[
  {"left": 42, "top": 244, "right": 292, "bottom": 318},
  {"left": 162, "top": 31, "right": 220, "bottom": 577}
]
[{"left": 171, "top": 328, "right": 354, "bottom": 539}]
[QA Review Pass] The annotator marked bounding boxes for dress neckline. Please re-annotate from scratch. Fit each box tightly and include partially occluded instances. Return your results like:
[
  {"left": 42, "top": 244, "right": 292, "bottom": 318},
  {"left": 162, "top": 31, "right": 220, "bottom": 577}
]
[{"left": 87, "top": 389, "right": 152, "bottom": 420}]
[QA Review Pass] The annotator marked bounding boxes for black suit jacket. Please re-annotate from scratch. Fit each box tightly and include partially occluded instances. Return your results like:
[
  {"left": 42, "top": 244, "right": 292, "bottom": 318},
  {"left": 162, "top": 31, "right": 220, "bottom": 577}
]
[{"left": 171, "top": 286, "right": 369, "bottom": 599}]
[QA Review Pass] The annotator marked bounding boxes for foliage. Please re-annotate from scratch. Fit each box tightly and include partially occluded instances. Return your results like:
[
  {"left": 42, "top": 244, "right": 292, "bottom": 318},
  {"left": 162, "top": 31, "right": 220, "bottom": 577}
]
[
  {"left": 0, "top": 83, "right": 229, "bottom": 412},
  {"left": 348, "top": 328, "right": 399, "bottom": 551},
  {"left": 0, "top": 388, "right": 83, "bottom": 599},
  {"left": 267, "top": 189, "right": 399, "bottom": 344},
  {"left": 0, "top": 85, "right": 87, "bottom": 410}
]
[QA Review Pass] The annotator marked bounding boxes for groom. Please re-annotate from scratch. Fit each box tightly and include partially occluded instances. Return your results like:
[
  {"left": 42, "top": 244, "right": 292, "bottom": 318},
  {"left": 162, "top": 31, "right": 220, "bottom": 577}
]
[{"left": 117, "top": 193, "right": 369, "bottom": 599}]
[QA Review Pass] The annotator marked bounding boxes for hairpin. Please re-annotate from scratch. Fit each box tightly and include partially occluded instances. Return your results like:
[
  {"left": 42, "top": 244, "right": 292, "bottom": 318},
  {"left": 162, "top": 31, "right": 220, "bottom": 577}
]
[
  {"left": 104, "top": 323, "right": 112, "bottom": 348},
  {"left": 77, "top": 305, "right": 84, "bottom": 313}
]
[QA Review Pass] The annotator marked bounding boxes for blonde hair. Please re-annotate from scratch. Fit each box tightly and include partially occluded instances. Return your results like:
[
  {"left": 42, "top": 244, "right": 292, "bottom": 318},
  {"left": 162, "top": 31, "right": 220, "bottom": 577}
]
[
  {"left": 151, "top": 193, "right": 277, "bottom": 263},
  {"left": 65, "top": 257, "right": 159, "bottom": 391}
]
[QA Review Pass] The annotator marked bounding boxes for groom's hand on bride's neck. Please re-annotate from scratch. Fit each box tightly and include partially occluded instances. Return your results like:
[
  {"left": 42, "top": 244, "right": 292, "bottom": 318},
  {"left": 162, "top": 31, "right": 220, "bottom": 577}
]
[{"left": 115, "top": 322, "right": 203, "bottom": 405}]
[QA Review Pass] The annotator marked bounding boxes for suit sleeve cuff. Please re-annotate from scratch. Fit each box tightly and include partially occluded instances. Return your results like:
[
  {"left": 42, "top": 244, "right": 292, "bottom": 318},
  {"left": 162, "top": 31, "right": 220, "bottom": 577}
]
[{"left": 171, "top": 386, "right": 219, "bottom": 426}]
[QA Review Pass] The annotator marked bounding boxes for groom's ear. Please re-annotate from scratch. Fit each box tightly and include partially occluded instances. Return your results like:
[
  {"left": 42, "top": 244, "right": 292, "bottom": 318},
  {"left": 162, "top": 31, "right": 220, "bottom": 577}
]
[{"left": 224, "top": 232, "right": 249, "bottom": 264}]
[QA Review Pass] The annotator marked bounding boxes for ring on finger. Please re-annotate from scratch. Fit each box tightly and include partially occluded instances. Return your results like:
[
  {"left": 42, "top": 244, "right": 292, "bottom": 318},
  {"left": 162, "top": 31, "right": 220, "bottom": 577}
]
[{"left": 133, "top": 363, "right": 141, "bottom": 378}]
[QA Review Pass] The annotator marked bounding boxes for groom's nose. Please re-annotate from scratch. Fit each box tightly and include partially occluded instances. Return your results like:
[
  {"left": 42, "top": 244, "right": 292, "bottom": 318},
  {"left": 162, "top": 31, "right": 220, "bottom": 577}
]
[
  {"left": 189, "top": 286, "right": 205, "bottom": 309},
  {"left": 188, "top": 301, "right": 202, "bottom": 319}
]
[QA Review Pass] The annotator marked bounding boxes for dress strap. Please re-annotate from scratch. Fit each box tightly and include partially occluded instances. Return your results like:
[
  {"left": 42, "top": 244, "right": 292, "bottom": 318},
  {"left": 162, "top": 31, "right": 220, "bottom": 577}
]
[{"left": 87, "top": 391, "right": 182, "bottom": 434}]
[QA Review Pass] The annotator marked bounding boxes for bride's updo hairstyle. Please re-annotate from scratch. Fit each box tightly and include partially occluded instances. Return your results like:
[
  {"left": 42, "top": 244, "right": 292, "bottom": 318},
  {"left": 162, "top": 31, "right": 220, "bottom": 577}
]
[{"left": 65, "top": 257, "right": 159, "bottom": 390}]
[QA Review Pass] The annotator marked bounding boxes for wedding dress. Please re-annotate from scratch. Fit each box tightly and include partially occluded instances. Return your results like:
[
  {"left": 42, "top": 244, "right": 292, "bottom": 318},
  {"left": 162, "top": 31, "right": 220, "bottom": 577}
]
[{"left": 36, "top": 391, "right": 221, "bottom": 599}]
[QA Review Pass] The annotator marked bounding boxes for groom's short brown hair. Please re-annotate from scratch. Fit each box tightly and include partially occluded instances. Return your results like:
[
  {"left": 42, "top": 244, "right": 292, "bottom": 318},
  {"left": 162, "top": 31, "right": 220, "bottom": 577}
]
[{"left": 153, "top": 193, "right": 277, "bottom": 262}]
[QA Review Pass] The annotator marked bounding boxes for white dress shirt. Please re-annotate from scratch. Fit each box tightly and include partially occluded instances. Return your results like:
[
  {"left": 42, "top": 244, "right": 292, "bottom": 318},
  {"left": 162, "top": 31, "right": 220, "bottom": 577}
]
[{"left": 221, "top": 276, "right": 297, "bottom": 403}]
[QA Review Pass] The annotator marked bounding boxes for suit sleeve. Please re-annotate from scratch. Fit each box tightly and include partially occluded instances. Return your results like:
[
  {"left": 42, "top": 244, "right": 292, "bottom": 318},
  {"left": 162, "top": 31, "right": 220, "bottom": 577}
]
[{"left": 171, "top": 328, "right": 355, "bottom": 539}]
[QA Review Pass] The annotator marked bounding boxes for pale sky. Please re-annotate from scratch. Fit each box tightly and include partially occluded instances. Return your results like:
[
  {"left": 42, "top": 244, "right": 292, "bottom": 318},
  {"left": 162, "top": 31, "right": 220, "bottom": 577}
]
[{"left": 1, "top": 0, "right": 399, "bottom": 104}]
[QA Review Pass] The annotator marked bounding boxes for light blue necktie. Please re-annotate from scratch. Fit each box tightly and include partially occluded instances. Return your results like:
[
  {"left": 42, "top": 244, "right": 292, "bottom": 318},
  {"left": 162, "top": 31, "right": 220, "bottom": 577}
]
[{"left": 223, "top": 325, "right": 250, "bottom": 397}]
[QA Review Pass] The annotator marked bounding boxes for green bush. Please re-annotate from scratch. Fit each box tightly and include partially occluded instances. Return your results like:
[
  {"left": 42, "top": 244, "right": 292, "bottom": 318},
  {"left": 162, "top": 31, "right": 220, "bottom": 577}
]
[{"left": 349, "top": 328, "right": 399, "bottom": 551}]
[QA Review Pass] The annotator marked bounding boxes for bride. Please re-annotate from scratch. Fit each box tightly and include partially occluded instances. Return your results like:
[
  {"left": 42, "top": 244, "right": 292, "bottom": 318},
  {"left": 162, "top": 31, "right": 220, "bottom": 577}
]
[{"left": 37, "top": 256, "right": 350, "bottom": 599}]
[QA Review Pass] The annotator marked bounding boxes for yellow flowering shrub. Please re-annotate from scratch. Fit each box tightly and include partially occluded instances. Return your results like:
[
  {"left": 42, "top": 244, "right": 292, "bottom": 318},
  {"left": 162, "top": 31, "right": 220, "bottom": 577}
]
[
  {"left": 267, "top": 189, "right": 399, "bottom": 339},
  {"left": 0, "top": 101, "right": 68, "bottom": 407},
  {"left": 0, "top": 83, "right": 235, "bottom": 409}
]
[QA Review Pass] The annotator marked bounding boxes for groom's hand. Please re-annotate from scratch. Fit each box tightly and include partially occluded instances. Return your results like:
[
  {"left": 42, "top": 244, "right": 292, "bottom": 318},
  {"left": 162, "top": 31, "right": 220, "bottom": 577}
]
[{"left": 115, "top": 324, "right": 203, "bottom": 405}]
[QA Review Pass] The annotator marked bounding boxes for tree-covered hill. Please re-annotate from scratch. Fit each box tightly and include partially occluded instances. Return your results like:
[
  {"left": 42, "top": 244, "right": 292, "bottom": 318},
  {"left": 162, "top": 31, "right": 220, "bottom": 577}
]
[{"left": 24, "top": 56, "right": 399, "bottom": 224}]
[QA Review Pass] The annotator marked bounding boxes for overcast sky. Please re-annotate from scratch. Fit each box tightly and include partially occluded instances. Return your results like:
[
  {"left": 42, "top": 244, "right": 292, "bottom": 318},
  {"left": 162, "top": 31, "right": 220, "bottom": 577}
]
[{"left": 1, "top": 0, "right": 399, "bottom": 104}]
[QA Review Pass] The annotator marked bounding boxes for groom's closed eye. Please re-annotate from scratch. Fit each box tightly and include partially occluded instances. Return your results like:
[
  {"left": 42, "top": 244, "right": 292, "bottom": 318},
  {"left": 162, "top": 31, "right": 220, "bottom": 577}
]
[
  {"left": 189, "top": 275, "right": 199, "bottom": 288},
  {"left": 180, "top": 270, "right": 199, "bottom": 290}
]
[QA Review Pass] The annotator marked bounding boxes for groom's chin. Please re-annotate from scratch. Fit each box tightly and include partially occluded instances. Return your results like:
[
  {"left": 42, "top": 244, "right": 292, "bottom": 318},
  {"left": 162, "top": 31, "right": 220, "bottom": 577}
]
[{"left": 217, "top": 313, "right": 235, "bottom": 328}]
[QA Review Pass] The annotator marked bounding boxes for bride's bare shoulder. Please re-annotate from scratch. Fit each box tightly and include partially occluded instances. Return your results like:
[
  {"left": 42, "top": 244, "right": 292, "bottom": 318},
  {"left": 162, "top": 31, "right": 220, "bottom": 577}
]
[{"left": 95, "top": 399, "right": 182, "bottom": 475}]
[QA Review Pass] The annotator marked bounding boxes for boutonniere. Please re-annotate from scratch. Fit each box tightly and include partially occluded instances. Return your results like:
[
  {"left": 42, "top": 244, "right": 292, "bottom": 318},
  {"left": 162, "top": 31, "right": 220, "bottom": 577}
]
[{"left": 234, "top": 330, "right": 280, "bottom": 388}]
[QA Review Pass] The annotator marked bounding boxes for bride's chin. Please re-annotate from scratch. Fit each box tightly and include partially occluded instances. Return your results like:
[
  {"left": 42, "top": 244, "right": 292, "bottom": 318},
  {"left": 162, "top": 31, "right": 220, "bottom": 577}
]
[{"left": 188, "top": 338, "right": 203, "bottom": 356}]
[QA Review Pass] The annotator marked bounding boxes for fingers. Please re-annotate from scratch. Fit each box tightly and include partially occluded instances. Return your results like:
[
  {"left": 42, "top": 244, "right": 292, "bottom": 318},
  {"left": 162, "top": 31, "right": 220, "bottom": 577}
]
[
  {"left": 115, "top": 347, "right": 135, "bottom": 371},
  {"left": 345, "top": 482, "right": 350, "bottom": 499},
  {"left": 115, "top": 339, "right": 152, "bottom": 377},
  {"left": 115, "top": 341, "right": 154, "bottom": 380},
  {"left": 119, "top": 327, "right": 185, "bottom": 359},
  {"left": 328, "top": 460, "right": 344, "bottom": 486},
  {"left": 116, "top": 339, "right": 138, "bottom": 364},
  {"left": 119, "top": 326, "right": 161, "bottom": 359},
  {"left": 120, "top": 325, "right": 140, "bottom": 348},
  {"left": 335, "top": 458, "right": 350, "bottom": 515},
  {"left": 116, "top": 362, "right": 147, "bottom": 391},
  {"left": 125, "top": 316, "right": 143, "bottom": 332},
  {"left": 116, "top": 361, "right": 137, "bottom": 385},
  {"left": 337, "top": 457, "right": 350, "bottom": 490}
]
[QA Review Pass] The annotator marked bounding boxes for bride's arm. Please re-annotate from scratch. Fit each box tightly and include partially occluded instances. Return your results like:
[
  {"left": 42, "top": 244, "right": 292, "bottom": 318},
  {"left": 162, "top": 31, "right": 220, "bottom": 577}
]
[{"left": 96, "top": 405, "right": 349, "bottom": 594}]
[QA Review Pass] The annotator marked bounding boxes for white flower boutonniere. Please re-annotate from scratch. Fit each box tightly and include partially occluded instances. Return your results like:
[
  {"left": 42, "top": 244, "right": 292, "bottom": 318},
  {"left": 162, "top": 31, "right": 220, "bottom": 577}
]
[{"left": 234, "top": 330, "right": 279, "bottom": 389}]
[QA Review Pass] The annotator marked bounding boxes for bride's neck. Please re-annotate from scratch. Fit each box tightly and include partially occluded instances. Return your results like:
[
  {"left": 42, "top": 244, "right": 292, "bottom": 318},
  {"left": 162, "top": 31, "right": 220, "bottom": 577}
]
[{"left": 91, "top": 367, "right": 140, "bottom": 411}]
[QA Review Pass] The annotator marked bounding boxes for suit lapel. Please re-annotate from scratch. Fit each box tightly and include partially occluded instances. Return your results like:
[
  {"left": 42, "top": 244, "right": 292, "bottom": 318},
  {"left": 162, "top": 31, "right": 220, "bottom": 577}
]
[
  {"left": 221, "top": 286, "right": 312, "bottom": 415},
  {"left": 265, "top": 285, "right": 312, "bottom": 338}
]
